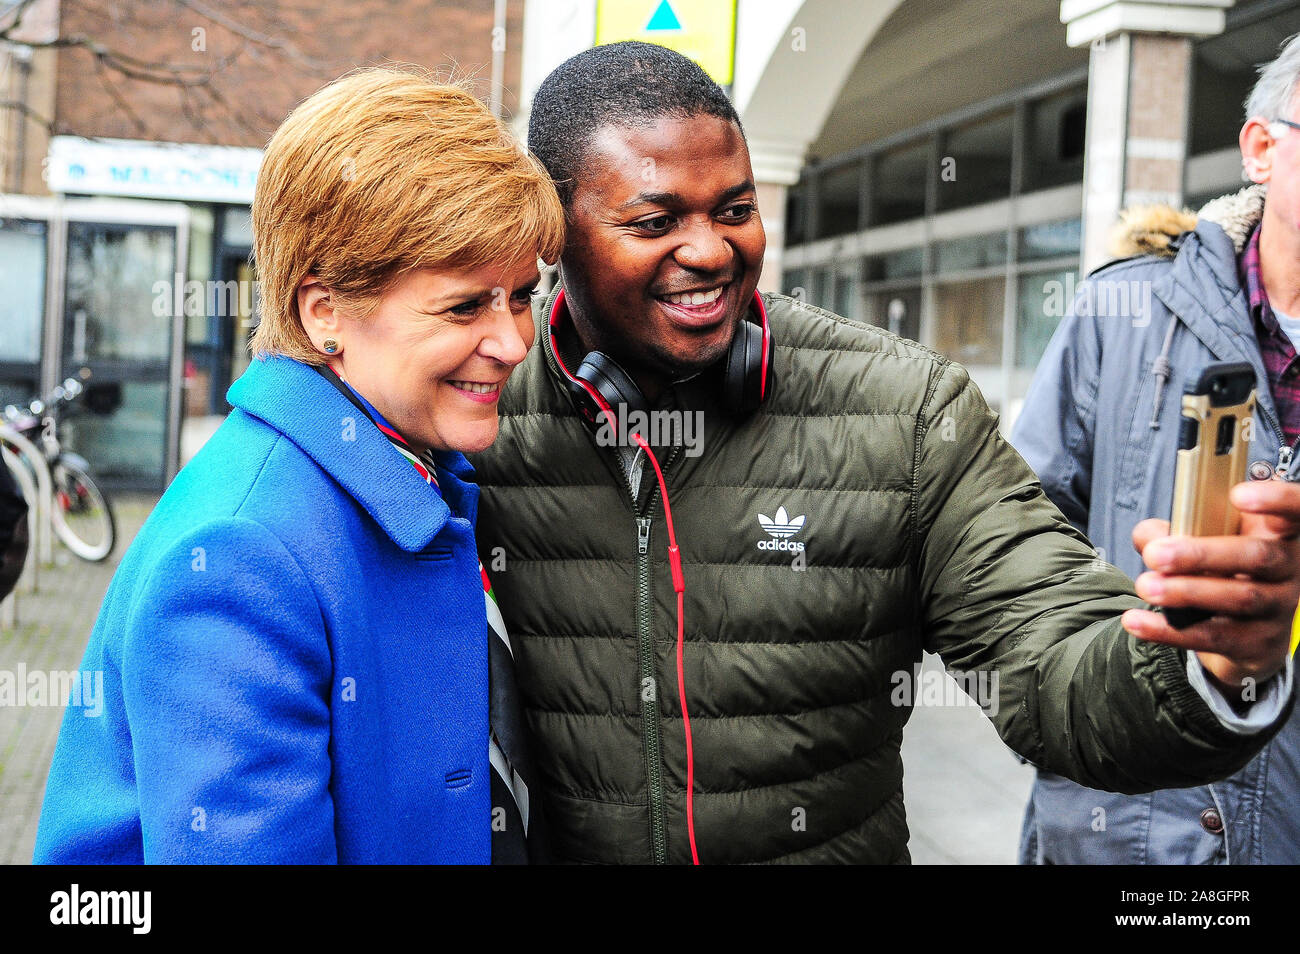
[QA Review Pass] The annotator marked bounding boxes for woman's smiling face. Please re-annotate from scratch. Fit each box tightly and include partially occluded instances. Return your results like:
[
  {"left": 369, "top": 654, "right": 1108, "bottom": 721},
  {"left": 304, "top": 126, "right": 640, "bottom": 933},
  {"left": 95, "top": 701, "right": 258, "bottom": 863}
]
[{"left": 299, "top": 250, "right": 541, "bottom": 455}]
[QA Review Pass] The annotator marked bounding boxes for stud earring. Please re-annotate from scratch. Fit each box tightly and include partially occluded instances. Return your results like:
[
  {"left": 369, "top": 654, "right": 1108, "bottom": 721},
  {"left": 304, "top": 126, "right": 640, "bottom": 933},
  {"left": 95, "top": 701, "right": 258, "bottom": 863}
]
[{"left": 323, "top": 338, "right": 338, "bottom": 354}]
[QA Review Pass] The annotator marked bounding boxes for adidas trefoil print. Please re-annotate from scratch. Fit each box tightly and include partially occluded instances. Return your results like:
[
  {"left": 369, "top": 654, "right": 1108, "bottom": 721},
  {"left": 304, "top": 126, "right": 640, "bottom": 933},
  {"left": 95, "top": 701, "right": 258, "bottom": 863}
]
[{"left": 757, "top": 506, "right": 806, "bottom": 553}]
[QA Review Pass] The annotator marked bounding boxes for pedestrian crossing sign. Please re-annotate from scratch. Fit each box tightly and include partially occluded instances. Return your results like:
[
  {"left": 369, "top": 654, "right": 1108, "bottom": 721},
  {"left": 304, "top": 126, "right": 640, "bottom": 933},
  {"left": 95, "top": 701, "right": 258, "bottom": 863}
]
[{"left": 595, "top": 0, "right": 737, "bottom": 86}]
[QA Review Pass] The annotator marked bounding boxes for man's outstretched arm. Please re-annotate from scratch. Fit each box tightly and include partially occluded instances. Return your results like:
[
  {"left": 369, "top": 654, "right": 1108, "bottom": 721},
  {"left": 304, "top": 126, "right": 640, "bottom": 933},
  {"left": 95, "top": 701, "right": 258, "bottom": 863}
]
[{"left": 915, "top": 362, "right": 1295, "bottom": 793}]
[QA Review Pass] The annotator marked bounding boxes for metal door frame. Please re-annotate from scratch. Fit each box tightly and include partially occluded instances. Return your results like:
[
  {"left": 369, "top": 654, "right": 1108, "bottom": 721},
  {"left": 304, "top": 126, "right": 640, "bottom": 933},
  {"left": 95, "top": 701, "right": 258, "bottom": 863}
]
[{"left": 0, "top": 194, "right": 191, "bottom": 487}]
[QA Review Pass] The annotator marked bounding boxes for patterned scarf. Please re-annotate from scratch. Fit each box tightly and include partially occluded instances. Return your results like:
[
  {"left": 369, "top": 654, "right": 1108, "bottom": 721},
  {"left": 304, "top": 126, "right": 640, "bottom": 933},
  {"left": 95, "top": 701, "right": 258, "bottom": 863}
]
[{"left": 315, "top": 364, "right": 537, "bottom": 863}]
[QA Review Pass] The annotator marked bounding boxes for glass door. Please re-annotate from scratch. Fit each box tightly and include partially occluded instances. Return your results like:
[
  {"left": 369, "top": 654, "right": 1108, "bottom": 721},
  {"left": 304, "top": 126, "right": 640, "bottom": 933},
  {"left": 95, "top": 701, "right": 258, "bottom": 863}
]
[
  {"left": 61, "top": 221, "right": 177, "bottom": 490},
  {"left": 0, "top": 217, "right": 48, "bottom": 409}
]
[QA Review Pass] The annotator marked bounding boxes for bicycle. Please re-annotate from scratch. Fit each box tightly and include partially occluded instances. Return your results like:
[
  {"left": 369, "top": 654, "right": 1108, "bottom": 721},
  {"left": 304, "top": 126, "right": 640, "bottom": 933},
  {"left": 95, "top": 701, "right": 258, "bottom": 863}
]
[{"left": 2, "top": 377, "right": 117, "bottom": 562}]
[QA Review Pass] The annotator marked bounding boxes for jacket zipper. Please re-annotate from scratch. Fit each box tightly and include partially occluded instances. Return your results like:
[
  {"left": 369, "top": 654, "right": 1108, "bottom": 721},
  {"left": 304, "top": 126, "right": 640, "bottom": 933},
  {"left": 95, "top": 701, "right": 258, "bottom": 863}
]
[
  {"left": 1275, "top": 435, "right": 1300, "bottom": 478},
  {"left": 614, "top": 446, "right": 677, "bottom": 864},
  {"left": 635, "top": 508, "right": 666, "bottom": 863}
]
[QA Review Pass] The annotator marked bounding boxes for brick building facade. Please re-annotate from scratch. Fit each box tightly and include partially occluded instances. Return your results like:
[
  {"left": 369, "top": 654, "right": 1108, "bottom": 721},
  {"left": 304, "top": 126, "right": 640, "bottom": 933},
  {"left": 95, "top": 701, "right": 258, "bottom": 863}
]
[
  {"left": 1, "top": 0, "right": 527, "bottom": 490},
  {"left": 51, "top": 0, "right": 525, "bottom": 150}
]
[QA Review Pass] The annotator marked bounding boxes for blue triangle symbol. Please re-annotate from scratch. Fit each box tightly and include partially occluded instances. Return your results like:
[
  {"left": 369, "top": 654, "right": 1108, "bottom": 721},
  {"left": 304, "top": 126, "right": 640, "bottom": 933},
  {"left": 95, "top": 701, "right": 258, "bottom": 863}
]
[{"left": 646, "top": 0, "right": 682, "bottom": 31}]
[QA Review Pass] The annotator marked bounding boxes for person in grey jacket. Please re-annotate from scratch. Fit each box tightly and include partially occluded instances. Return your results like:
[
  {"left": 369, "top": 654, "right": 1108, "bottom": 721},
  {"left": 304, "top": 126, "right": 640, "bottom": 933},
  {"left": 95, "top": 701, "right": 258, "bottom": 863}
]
[
  {"left": 1013, "top": 35, "right": 1300, "bottom": 864},
  {"left": 0, "top": 462, "right": 27, "bottom": 602}
]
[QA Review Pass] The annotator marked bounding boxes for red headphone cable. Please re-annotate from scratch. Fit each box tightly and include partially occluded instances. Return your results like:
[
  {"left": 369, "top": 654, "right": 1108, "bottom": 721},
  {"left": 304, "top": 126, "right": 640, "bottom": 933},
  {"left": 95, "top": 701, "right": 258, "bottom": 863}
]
[{"left": 632, "top": 432, "right": 699, "bottom": 865}]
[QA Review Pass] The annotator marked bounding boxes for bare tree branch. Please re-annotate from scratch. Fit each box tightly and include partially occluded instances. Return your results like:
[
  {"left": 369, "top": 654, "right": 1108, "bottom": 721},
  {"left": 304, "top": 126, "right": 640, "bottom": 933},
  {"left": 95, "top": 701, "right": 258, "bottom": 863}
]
[
  {"left": 0, "top": 96, "right": 52, "bottom": 130},
  {"left": 0, "top": 0, "right": 488, "bottom": 145},
  {"left": 90, "top": 53, "right": 149, "bottom": 138},
  {"left": 171, "top": 0, "right": 330, "bottom": 72},
  {"left": 0, "top": 0, "right": 44, "bottom": 42}
]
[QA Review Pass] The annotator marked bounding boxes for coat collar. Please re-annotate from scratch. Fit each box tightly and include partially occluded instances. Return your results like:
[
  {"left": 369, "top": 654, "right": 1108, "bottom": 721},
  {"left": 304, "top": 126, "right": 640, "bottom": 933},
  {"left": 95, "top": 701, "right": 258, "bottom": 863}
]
[
  {"left": 1153, "top": 210, "right": 1281, "bottom": 434},
  {"left": 227, "top": 356, "right": 476, "bottom": 552}
]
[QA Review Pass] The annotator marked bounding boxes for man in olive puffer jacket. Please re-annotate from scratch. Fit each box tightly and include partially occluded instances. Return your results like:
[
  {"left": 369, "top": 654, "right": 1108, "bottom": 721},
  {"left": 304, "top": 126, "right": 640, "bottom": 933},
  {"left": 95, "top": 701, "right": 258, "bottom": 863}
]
[{"left": 469, "top": 42, "right": 1300, "bottom": 864}]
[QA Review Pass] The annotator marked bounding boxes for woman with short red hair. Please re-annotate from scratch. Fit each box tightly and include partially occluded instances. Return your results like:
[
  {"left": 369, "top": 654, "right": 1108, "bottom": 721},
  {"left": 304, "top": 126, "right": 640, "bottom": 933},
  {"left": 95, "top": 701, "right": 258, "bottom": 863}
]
[{"left": 34, "top": 67, "right": 563, "bottom": 864}]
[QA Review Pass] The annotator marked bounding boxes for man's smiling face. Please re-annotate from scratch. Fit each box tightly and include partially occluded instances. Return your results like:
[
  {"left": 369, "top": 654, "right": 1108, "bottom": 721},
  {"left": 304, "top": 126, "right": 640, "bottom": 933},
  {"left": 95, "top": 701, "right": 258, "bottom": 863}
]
[{"left": 559, "top": 113, "right": 766, "bottom": 396}]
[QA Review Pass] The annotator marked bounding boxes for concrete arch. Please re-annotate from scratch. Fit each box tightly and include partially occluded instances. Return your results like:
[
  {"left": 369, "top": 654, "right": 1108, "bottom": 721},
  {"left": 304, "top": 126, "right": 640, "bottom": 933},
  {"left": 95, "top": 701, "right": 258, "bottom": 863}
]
[{"left": 737, "top": 0, "right": 908, "bottom": 183}]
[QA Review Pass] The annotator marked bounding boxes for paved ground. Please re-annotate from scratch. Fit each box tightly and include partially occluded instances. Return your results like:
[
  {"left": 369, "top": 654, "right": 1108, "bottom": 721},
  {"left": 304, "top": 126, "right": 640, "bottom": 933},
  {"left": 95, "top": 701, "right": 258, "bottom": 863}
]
[
  {"left": 0, "top": 494, "right": 156, "bottom": 865},
  {"left": 902, "top": 653, "right": 1034, "bottom": 863},
  {"left": 0, "top": 495, "right": 1033, "bottom": 864}
]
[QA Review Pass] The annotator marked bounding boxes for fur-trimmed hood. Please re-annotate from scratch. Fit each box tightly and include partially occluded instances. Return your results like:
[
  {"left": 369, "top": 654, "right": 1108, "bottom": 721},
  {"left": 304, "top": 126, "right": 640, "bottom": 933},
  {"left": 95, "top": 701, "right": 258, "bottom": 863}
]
[{"left": 1106, "top": 183, "right": 1266, "bottom": 259}]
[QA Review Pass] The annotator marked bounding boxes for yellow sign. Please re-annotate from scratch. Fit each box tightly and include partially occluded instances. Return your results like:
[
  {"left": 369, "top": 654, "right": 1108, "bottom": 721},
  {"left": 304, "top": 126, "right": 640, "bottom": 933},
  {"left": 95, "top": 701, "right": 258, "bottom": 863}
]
[{"left": 595, "top": 0, "right": 737, "bottom": 86}]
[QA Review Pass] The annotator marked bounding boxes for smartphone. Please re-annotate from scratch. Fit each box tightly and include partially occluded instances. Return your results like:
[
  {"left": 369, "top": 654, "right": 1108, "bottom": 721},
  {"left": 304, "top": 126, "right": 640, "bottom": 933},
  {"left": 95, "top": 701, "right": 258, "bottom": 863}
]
[{"left": 1164, "top": 362, "right": 1257, "bottom": 628}]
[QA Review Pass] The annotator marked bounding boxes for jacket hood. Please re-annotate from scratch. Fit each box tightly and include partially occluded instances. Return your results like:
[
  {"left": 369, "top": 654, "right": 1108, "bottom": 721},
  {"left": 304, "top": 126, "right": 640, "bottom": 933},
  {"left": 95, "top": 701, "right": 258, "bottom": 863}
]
[{"left": 1107, "top": 183, "right": 1266, "bottom": 259}]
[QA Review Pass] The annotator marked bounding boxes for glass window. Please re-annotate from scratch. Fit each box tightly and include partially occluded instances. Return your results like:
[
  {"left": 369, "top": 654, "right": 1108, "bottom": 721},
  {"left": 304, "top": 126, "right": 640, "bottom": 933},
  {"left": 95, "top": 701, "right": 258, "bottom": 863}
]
[
  {"left": 1018, "top": 218, "right": 1082, "bottom": 262},
  {"left": 810, "top": 266, "right": 832, "bottom": 310},
  {"left": 785, "top": 183, "right": 809, "bottom": 246},
  {"left": 936, "top": 110, "right": 1014, "bottom": 211},
  {"left": 65, "top": 224, "right": 176, "bottom": 363},
  {"left": 222, "top": 206, "right": 254, "bottom": 247},
  {"left": 815, "top": 161, "right": 862, "bottom": 239},
  {"left": 935, "top": 232, "right": 1007, "bottom": 273},
  {"left": 1025, "top": 87, "right": 1087, "bottom": 190},
  {"left": 0, "top": 219, "right": 47, "bottom": 363},
  {"left": 867, "top": 287, "right": 922, "bottom": 343},
  {"left": 783, "top": 267, "right": 808, "bottom": 302},
  {"left": 872, "top": 140, "right": 929, "bottom": 225},
  {"left": 866, "top": 247, "right": 924, "bottom": 281},
  {"left": 63, "top": 222, "right": 178, "bottom": 489},
  {"left": 0, "top": 380, "right": 38, "bottom": 409},
  {"left": 832, "top": 265, "right": 858, "bottom": 320},
  {"left": 1017, "top": 269, "right": 1075, "bottom": 370},
  {"left": 62, "top": 380, "right": 168, "bottom": 485},
  {"left": 934, "top": 276, "right": 1006, "bottom": 367}
]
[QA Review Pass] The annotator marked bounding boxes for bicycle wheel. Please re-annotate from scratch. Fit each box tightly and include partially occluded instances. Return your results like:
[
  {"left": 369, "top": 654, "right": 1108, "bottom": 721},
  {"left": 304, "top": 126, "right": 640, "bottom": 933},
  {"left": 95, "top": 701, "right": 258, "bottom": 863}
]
[{"left": 49, "top": 459, "right": 116, "bottom": 562}]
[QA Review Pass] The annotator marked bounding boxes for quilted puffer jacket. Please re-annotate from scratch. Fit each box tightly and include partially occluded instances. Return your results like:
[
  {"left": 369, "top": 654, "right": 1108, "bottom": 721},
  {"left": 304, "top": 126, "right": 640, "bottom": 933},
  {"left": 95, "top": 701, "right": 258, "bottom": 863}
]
[{"left": 469, "top": 286, "right": 1292, "bottom": 864}]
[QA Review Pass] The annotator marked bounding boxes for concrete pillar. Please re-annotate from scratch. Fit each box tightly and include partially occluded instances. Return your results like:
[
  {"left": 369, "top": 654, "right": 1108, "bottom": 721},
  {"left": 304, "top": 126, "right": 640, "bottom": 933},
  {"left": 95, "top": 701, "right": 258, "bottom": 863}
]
[
  {"left": 748, "top": 136, "right": 806, "bottom": 293},
  {"left": 1061, "top": 0, "right": 1235, "bottom": 273}
]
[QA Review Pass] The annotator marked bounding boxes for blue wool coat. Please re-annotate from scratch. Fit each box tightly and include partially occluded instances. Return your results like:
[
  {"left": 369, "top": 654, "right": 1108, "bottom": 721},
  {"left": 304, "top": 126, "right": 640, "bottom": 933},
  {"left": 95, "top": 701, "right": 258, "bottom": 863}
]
[{"left": 34, "top": 356, "right": 490, "bottom": 863}]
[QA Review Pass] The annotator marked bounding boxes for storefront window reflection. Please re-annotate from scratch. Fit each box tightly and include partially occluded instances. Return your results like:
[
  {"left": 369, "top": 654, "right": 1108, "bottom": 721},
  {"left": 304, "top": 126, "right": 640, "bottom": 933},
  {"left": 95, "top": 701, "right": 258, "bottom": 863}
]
[
  {"left": 1017, "top": 268, "right": 1075, "bottom": 369},
  {"left": 65, "top": 224, "right": 175, "bottom": 364},
  {"left": 937, "top": 110, "right": 1014, "bottom": 211},
  {"left": 63, "top": 222, "right": 177, "bottom": 488},
  {"left": 0, "top": 219, "right": 46, "bottom": 364},
  {"left": 934, "top": 277, "right": 1005, "bottom": 368}
]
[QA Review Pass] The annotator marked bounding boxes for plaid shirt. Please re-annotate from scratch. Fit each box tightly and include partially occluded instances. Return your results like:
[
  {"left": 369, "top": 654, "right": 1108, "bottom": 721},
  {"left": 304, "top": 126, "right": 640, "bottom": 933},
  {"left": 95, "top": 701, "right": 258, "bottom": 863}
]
[{"left": 1240, "top": 224, "right": 1300, "bottom": 447}]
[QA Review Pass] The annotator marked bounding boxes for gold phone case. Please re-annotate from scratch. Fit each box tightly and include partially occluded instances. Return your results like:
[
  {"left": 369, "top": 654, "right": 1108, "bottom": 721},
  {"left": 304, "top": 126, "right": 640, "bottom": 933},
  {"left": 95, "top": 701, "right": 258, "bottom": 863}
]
[{"left": 1170, "top": 388, "right": 1256, "bottom": 537}]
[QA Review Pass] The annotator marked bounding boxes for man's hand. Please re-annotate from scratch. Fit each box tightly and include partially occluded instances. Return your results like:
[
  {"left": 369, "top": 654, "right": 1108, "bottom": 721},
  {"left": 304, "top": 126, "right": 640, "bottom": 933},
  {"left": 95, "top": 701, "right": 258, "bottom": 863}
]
[{"left": 1121, "top": 480, "right": 1300, "bottom": 701}]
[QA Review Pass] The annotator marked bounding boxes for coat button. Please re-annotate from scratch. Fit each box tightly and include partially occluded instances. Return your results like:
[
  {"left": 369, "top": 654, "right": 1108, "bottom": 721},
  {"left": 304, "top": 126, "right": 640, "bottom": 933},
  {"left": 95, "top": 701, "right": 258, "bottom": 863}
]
[
  {"left": 1200, "top": 808, "right": 1224, "bottom": 834},
  {"left": 1249, "top": 460, "right": 1275, "bottom": 481}
]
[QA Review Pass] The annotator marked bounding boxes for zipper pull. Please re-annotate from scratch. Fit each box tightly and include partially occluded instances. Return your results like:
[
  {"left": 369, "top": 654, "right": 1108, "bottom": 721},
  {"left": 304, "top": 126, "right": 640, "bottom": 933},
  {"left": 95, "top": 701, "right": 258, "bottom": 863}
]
[
  {"left": 637, "top": 517, "right": 651, "bottom": 555},
  {"left": 1277, "top": 443, "right": 1295, "bottom": 480}
]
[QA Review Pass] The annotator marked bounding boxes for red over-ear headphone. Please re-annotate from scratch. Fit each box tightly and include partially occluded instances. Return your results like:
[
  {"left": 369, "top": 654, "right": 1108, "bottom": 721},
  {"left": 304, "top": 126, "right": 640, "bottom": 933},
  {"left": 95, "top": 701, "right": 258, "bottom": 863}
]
[
  {"left": 547, "top": 288, "right": 774, "bottom": 431},
  {"left": 546, "top": 288, "right": 774, "bottom": 865}
]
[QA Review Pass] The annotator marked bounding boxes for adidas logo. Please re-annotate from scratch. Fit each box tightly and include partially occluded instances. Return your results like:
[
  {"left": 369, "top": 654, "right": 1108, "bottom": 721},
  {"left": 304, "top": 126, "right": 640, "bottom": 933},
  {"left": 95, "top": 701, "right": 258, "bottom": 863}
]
[{"left": 757, "top": 506, "right": 806, "bottom": 552}]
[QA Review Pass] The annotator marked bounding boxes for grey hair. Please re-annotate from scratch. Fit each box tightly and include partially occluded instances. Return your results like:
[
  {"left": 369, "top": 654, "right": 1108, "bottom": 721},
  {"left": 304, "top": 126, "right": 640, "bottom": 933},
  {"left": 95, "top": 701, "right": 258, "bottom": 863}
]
[{"left": 1246, "top": 31, "right": 1300, "bottom": 121}]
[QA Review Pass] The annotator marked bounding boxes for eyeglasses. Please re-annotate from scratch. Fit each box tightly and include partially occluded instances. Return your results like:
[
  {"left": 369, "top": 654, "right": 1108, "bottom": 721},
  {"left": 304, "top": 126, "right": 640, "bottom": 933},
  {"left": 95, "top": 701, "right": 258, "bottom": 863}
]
[{"left": 1273, "top": 118, "right": 1300, "bottom": 133}]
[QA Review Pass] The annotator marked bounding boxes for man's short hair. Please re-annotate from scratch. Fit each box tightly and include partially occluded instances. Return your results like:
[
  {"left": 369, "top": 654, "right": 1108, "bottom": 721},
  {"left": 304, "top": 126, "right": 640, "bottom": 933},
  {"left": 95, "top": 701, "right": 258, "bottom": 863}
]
[
  {"left": 527, "top": 41, "right": 743, "bottom": 209},
  {"left": 1246, "top": 31, "right": 1300, "bottom": 122}
]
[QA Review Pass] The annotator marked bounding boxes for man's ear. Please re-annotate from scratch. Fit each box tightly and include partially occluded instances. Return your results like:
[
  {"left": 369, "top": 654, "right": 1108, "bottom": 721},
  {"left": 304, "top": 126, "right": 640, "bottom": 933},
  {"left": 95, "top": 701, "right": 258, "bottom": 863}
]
[
  {"left": 1240, "top": 117, "right": 1276, "bottom": 184},
  {"left": 297, "top": 274, "right": 340, "bottom": 353}
]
